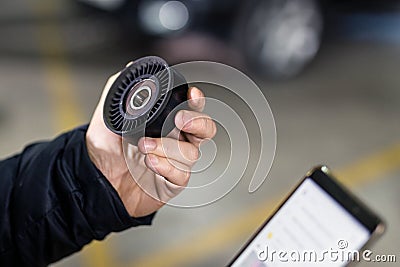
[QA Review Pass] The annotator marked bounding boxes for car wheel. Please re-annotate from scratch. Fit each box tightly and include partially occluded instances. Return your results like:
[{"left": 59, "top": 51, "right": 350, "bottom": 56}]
[{"left": 237, "top": 0, "right": 323, "bottom": 79}]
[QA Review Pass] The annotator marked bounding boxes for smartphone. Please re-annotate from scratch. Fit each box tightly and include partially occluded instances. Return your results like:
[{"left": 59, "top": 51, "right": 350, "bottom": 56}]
[{"left": 229, "top": 165, "right": 385, "bottom": 266}]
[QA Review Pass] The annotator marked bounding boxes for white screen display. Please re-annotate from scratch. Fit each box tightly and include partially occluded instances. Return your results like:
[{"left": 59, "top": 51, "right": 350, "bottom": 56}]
[{"left": 231, "top": 178, "right": 370, "bottom": 266}]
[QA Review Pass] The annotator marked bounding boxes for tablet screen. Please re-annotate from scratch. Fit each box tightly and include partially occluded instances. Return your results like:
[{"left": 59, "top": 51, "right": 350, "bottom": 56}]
[{"left": 231, "top": 178, "right": 371, "bottom": 266}]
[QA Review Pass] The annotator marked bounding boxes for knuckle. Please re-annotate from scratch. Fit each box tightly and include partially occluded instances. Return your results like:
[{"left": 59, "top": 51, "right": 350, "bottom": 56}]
[
  {"left": 195, "top": 116, "right": 207, "bottom": 130},
  {"left": 181, "top": 171, "right": 191, "bottom": 185},
  {"left": 203, "top": 117, "right": 214, "bottom": 133},
  {"left": 158, "top": 138, "right": 169, "bottom": 155},
  {"left": 162, "top": 161, "right": 174, "bottom": 174},
  {"left": 203, "top": 118, "right": 211, "bottom": 130},
  {"left": 188, "top": 147, "right": 200, "bottom": 162},
  {"left": 211, "top": 122, "right": 217, "bottom": 138}
]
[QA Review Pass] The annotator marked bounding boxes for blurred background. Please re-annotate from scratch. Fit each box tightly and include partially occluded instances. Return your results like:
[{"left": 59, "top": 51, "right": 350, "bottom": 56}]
[{"left": 0, "top": 0, "right": 399, "bottom": 266}]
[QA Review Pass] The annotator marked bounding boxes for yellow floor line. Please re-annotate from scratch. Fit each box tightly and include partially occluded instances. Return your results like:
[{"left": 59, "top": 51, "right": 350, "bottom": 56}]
[
  {"left": 30, "top": 1, "right": 114, "bottom": 266},
  {"left": 32, "top": 6, "right": 83, "bottom": 132},
  {"left": 131, "top": 198, "right": 277, "bottom": 267},
  {"left": 39, "top": 57, "right": 83, "bottom": 132},
  {"left": 80, "top": 240, "right": 116, "bottom": 267},
  {"left": 131, "top": 143, "right": 400, "bottom": 267},
  {"left": 335, "top": 142, "right": 400, "bottom": 187}
]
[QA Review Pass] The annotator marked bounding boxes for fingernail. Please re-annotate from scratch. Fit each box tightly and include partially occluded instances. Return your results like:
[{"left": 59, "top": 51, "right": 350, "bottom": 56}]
[
  {"left": 190, "top": 87, "right": 201, "bottom": 106},
  {"left": 144, "top": 138, "right": 156, "bottom": 152},
  {"left": 149, "top": 155, "right": 158, "bottom": 165}
]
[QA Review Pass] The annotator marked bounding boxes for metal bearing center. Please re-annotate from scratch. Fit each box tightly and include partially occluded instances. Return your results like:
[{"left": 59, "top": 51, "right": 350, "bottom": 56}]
[
  {"left": 130, "top": 85, "right": 152, "bottom": 110},
  {"left": 125, "top": 78, "right": 158, "bottom": 118}
]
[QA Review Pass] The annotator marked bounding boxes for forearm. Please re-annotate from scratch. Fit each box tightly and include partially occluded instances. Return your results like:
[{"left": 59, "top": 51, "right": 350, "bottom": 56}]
[{"left": 0, "top": 125, "right": 154, "bottom": 266}]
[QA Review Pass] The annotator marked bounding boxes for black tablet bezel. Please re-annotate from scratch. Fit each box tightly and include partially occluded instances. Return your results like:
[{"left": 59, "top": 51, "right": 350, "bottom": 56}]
[{"left": 228, "top": 165, "right": 385, "bottom": 266}]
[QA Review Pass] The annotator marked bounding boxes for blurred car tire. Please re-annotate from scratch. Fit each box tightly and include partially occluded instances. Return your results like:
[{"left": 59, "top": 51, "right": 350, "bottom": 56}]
[{"left": 236, "top": 0, "right": 323, "bottom": 79}]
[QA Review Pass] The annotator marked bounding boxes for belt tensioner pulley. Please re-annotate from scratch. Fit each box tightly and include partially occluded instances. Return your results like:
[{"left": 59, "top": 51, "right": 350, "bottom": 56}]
[{"left": 103, "top": 56, "right": 188, "bottom": 143}]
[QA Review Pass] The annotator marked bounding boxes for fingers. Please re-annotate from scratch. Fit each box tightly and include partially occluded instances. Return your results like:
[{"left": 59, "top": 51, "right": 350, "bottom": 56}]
[
  {"left": 166, "top": 127, "right": 187, "bottom": 141},
  {"left": 174, "top": 110, "right": 217, "bottom": 142},
  {"left": 138, "top": 137, "right": 200, "bottom": 187},
  {"left": 138, "top": 137, "right": 199, "bottom": 166},
  {"left": 135, "top": 86, "right": 216, "bottom": 190},
  {"left": 144, "top": 155, "right": 190, "bottom": 187}
]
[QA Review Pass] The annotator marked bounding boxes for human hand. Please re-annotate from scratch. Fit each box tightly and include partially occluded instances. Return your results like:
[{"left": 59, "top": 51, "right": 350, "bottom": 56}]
[{"left": 86, "top": 69, "right": 216, "bottom": 218}]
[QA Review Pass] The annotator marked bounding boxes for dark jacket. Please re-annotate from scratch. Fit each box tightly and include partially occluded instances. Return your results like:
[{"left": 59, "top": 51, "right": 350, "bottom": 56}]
[{"left": 0, "top": 125, "right": 154, "bottom": 266}]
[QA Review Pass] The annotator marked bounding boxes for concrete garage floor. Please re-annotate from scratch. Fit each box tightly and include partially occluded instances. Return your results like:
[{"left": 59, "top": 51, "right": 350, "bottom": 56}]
[{"left": 0, "top": 1, "right": 399, "bottom": 267}]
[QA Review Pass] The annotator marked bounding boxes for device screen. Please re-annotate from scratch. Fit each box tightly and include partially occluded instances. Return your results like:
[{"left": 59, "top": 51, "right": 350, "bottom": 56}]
[{"left": 230, "top": 169, "right": 382, "bottom": 266}]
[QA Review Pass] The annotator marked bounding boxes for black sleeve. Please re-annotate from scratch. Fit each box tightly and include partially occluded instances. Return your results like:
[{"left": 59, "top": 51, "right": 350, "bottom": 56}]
[{"left": 0, "top": 125, "right": 155, "bottom": 267}]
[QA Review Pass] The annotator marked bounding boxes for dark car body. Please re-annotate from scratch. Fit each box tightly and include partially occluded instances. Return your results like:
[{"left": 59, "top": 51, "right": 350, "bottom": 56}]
[{"left": 76, "top": 0, "right": 400, "bottom": 78}]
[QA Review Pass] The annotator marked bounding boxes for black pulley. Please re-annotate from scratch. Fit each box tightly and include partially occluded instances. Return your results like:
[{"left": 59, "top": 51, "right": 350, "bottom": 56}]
[{"left": 103, "top": 56, "right": 188, "bottom": 143}]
